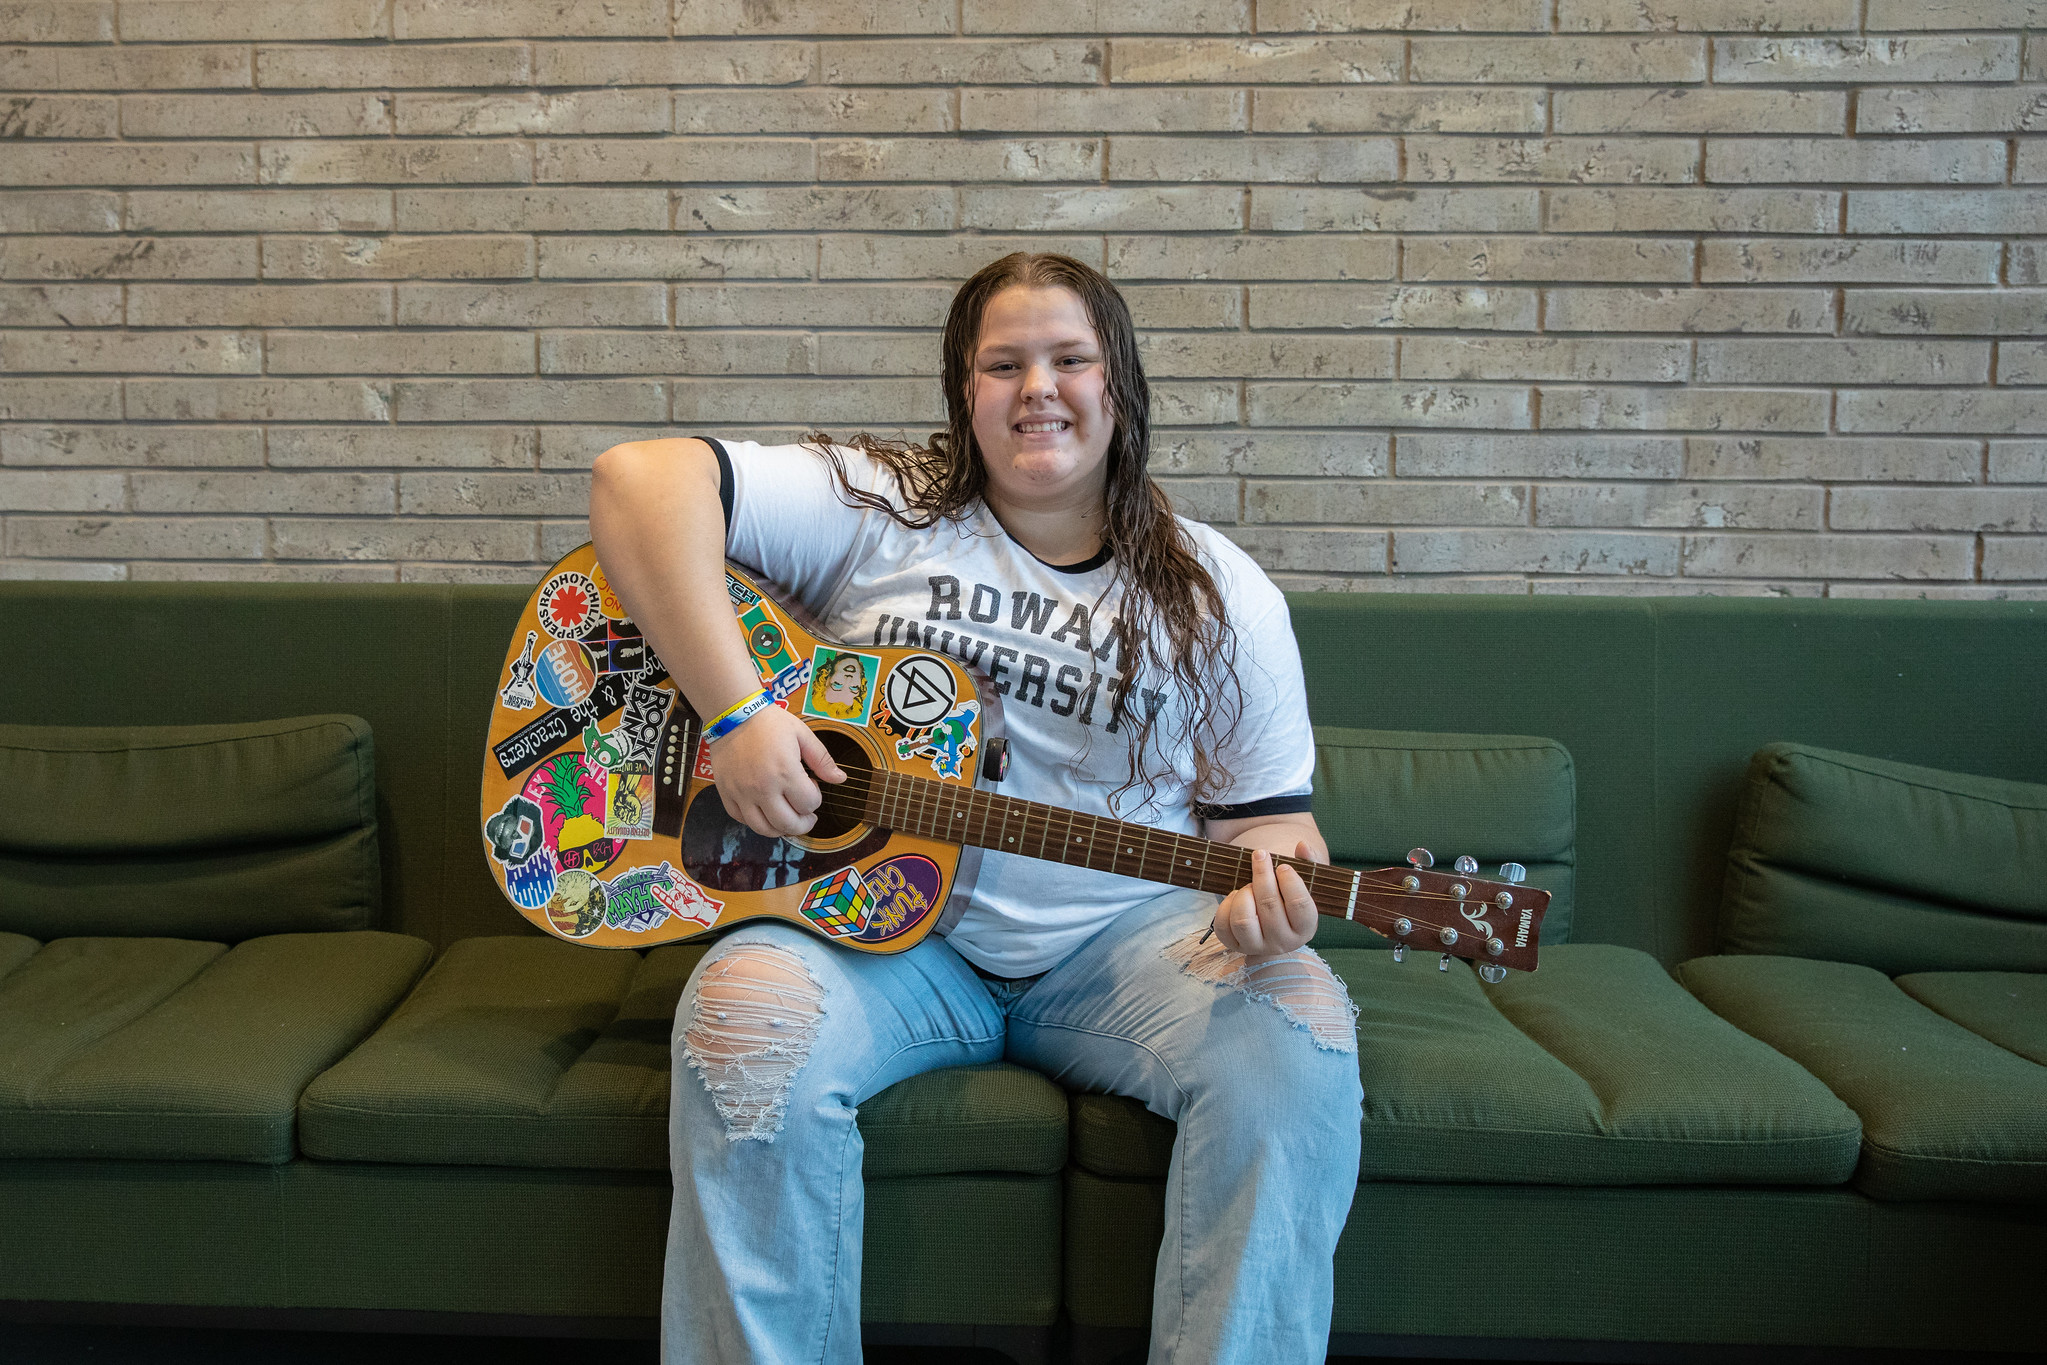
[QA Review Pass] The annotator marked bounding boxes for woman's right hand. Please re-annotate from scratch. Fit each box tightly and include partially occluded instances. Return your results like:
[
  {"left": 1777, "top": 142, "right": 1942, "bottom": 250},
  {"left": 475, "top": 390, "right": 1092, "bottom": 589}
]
[{"left": 707, "top": 704, "right": 847, "bottom": 838}]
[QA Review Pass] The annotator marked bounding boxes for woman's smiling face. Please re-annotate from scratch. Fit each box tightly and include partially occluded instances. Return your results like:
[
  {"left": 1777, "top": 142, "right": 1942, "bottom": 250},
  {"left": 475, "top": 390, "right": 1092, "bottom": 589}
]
[{"left": 968, "top": 285, "right": 1115, "bottom": 518}]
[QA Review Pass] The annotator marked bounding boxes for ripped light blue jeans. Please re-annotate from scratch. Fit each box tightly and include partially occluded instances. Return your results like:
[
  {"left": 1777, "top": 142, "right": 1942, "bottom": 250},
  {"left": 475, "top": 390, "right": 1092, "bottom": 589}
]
[{"left": 662, "top": 888, "right": 1365, "bottom": 1365}]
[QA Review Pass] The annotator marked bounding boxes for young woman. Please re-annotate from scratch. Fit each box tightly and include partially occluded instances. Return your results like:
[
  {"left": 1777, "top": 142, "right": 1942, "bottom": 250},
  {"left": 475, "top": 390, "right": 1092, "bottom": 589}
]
[{"left": 590, "top": 253, "right": 1363, "bottom": 1364}]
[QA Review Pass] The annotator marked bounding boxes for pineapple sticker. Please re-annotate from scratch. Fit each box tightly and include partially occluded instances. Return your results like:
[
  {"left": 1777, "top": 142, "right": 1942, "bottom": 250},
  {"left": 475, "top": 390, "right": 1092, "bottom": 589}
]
[{"left": 522, "top": 753, "right": 620, "bottom": 877}]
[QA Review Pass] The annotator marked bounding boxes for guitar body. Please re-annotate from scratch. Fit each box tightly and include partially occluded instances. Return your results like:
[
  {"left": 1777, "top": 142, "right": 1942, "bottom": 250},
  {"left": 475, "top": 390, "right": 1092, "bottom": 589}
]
[{"left": 480, "top": 543, "right": 998, "bottom": 953}]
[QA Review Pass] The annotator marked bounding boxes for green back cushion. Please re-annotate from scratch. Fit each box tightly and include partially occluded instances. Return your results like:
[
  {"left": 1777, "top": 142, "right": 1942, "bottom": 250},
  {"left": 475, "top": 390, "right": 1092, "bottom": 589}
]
[
  {"left": 1720, "top": 744, "right": 2047, "bottom": 974},
  {"left": 0, "top": 717, "right": 380, "bottom": 942},
  {"left": 1310, "top": 727, "right": 1576, "bottom": 948}
]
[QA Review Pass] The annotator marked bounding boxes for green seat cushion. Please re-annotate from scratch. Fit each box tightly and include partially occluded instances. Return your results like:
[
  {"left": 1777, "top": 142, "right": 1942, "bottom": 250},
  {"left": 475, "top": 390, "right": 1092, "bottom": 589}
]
[
  {"left": 1720, "top": 744, "right": 2047, "bottom": 974},
  {"left": 0, "top": 932, "right": 35, "bottom": 981},
  {"left": 301, "top": 936, "right": 1066, "bottom": 1177},
  {"left": 0, "top": 932, "right": 430, "bottom": 1163},
  {"left": 1073, "top": 943, "right": 1859, "bottom": 1186},
  {"left": 1309, "top": 727, "right": 1576, "bottom": 949},
  {"left": 1678, "top": 954, "right": 2047, "bottom": 1202},
  {"left": 0, "top": 717, "right": 380, "bottom": 942},
  {"left": 1896, "top": 971, "right": 2047, "bottom": 1066}
]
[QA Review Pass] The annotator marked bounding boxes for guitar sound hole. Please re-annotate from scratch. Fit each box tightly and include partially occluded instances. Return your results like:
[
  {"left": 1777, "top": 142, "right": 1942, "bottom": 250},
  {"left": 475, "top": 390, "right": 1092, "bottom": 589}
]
[
  {"left": 809, "top": 728, "right": 873, "bottom": 840},
  {"left": 678, "top": 725, "right": 889, "bottom": 894}
]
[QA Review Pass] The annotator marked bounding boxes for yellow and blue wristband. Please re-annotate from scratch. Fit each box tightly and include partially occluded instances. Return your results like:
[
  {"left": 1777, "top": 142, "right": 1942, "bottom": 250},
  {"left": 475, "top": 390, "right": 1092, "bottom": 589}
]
[{"left": 702, "top": 687, "right": 773, "bottom": 742}]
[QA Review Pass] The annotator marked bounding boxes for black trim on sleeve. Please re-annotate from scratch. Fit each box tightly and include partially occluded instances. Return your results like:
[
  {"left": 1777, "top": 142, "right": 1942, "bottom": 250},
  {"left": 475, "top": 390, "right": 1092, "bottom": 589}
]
[
  {"left": 1196, "top": 793, "right": 1314, "bottom": 821},
  {"left": 703, "top": 436, "right": 734, "bottom": 528}
]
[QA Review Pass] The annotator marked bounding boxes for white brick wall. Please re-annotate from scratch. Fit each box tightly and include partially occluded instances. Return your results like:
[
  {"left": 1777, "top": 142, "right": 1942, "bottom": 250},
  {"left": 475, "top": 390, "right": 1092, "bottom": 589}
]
[{"left": 1, "top": 0, "right": 2043, "bottom": 597}]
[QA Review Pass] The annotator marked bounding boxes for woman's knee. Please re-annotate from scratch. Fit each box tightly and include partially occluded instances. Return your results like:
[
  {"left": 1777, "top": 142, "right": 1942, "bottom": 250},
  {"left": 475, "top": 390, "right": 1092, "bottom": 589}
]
[
  {"left": 678, "top": 933, "right": 831, "bottom": 1143},
  {"left": 1164, "top": 930, "right": 1360, "bottom": 1055}
]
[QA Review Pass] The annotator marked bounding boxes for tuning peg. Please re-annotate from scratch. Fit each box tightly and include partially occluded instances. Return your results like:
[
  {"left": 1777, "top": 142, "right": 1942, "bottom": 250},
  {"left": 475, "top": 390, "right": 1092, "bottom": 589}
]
[
  {"left": 1391, "top": 944, "right": 1406, "bottom": 963},
  {"left": 1453, "top": 854, "right": 1478, "bottom": 876},
  {"left": 1438, "top": 953, "right": 1452, "bottom": 972},
  {"left": 1498, "top": 862, "right": 1527, "bottom": 885},
  {"left": 1478, "top": 964, "right": 1507, "bottom": 985},
  {"left": 1407, "top": 848, "right": 1434, "bottom": 870}
]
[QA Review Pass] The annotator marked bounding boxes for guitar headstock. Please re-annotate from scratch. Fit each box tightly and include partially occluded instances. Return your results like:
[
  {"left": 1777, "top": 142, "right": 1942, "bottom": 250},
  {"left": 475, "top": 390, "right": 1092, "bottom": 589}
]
[{"left": 1343, "top": 848, "right": 1548, "bottom": 979}]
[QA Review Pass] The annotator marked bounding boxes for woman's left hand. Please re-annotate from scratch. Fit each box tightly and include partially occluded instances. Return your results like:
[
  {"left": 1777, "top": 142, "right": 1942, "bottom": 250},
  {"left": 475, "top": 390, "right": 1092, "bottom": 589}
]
[{"left": 1211, "top": 841, "right": 1323, "bottom": 959}]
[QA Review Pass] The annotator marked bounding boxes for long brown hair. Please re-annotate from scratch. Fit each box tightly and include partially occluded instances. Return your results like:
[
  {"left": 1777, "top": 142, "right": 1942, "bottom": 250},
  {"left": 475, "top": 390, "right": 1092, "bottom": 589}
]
[{"left": 806, "top": 252, "right": 1244, "bottom": 812}]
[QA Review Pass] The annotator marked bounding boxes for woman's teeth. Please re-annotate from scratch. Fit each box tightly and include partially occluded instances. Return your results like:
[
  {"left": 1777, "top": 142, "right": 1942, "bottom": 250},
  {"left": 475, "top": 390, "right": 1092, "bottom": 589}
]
[{"left": 1016, "top": 420, "right": 1069, "bottom": 432}]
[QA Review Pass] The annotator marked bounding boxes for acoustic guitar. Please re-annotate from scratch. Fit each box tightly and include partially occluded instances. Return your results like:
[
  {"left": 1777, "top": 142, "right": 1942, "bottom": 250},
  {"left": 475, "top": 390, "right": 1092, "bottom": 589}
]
[{"left": 479, "top": 543, "right": 1549, "bottom": 978}]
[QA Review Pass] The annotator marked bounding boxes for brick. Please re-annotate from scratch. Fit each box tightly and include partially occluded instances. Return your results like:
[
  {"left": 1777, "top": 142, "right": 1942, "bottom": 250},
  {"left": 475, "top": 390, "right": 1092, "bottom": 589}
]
[
  {"left": 812, "top": 333, "right": 932, "bottom": 375},
  {"left": 2002, "top": 343, "right": 2047, "bottom": 385},
  {"left": 1869, "top": 0, "right": 2047, "bottom": 27},
  {"left": 823, "top": 235, "right": 1104, "bottom": 279},
  {"left": 1254, "top": 188, "right": 1539, "bottom": 233},
  {"left": 1260, "top": 0, "right": 1546, "bottom": 30},
  {"left": 399, "top": 283, "right": 662, "bottom": 327},
  {"left": 1400, "top": 433, "right": 1683, "bottom": 478},
  {"left": 1844, "top": 290, "right": 2047, "bottom": 336},
  {"left": 682, "top": 89, "right": 950, "bottom": 135},
  {"left": 133, "top": 470, "right": 394, "bottom": 515},
  {"left": 124, "top": 93, "right": 390, "bottom": 138},
  {"left": 398, "top": 470, "right": 581, "bottom": 515},
  {"left": 672, "top": 378, "right": 944, "bottom": 425},
  {"left": 691, "top": 185, "right": 951, "bottom": 232},
  {"left": 1249, "top": 382, "right": 1531, "bottom": 429},
  {"left": 128, "top": 283, "right": 391, "bottom": 327},
  {"left": 1222, "top": 528, "right": 1387, "bottom": 575},
  {"left": 1682, "top": 533, "right": 1972, "bottom": 580},
  {"left": 823, "top": 39, "right": 1103, "bottom": 84},
  {"left": 7, "top": 516, "right": 263, "bottom": 559},
  {"left": 268, "top": 330, "right": 532, "bottom": 376},
  {"left": 1406, "top": 237, "right": 1694, "bottom": 283},
  {"left": 1547, "top": 189, "right": 1838, "bottom": 234},
  {"left": 0, "top": 2, "right": 113, "bottom": 41},
  {"left": 0, "top": 190, "right": 119, "bottom": 233},
  {"left": 1138, "top": 333, "right": 1394, "bottom": 379},
  {"left": 0, "top": 283, "right": 121, "bottom": 326},
  {"left": 1107, "top": 236, "right": 1394, "bottom": 281},
  {"left": 123, "top": 1, "right": 386, "bottom": 40},
  {"left": 1156, "top": 476, "right": 1238, "bottom": 522},
  {"left": 1996, "top": 442, "right": 2047, "bottom": 483},
  {"left": 1392, "top": 529, "right": 1679, "bottom": 576},
  {"left": 397, "top": 90, "right": 665, "bottom": 137},
  {"left": 1153, "top": 431, "right": 1389, "bottom": 477},
  {"left": 126, "top": 562, "right": 402, "bottom": 582},
  {"left": 1254, "top": 88, "right": 1543, "bottom": 134},
  {"left": 126, "top": 378, "right": 391, "bottom": 422},
  {"left": 1851, "top": 191, "right": 2047, "bottom": 236},
  {"left": 0, "top": 94, "right": 117, "bottom": 137},
  {"left": 1538, "top": 482, "right": 1821, "bottom": 530},
  {"left": 397, "top": 188, "right": 664, "bottom": 233},
  {"left": 1151, "top": 381, "right": 1238, "bottom": 426},
  {"left": 1114, "top": 37, "right": 1401, "bottom": 83},
  {"left": 1117, "top": 284, "right": 1242, "bottom": 329},
  {"left": 1545, "top": 288, "right": 1831, "bottom": 334},
  {"left": 962, "top": 186, "right": 1241, "bottom": 232},
  {"left": 1697, "top": 339, "right": 1989, "bottom": 385},
  {"left": 1717, "top": 37, "right": 2018, "bottom": 84},
  {"left": 0, "top": 424, "right": 264, "bottom": 467},
  {"left": 0, "top": 328, "right": 260, "bottom": 374},
  {"left": 538, "top": 236, "right": 811, "bottom": 280},
  {"left": 1702, "top": 238, "right": 1997, "bottom": 285},
  {"left": 257, "top": 43, "right": 529, "bottom": 89},
  {"left": 1838, "top": 389, "right": 2047, "bottom": 434},
  {"left": 398, "top": 563, "right": 548, "bottom": 584},
  {"left": 1858, "top": 87, "right": 2047, "bottom": 134},
  {"left": 2012, "top": 246, "right": 2047, "bottom": 287},
  {"left": 1559, "top": 0, "right": 1858, "bottom": 30},
  {"left": 0, "top": 378, "right": 119, "bottom": 419},
  {"left": 0, "top": 469, "right": 123, "bottom": 511},
  {"left": 966, "top": 0, "right": 1248, "bottom": 33},
  {"left": 678, "top": 0, "right": 952, "bottom": 34},
  {"left": 1406, "top": 336, "right": 1690, "bottom": 383},
  {"left": 533, "top": 40, "right": 809, "bottom": 86},
  {"left": 539, "top": 426, "right": 672, "bottom": 468},
  {"left": 394, "top": 380, "right": 665, "bottom": 424},
  {"left": 1685, "top": 436, "right": 1980, "bottom": 482},
  {"left": 1109, "top": 136, "right": 1394, "bottom": 183},
  {"left": 127, "top": 189, "right": 391, "bottom": 233},
  {"left": 963, "top": 88, "right": 1240, "bottom": 134},
  {"left": 1406, "top": 137, "right": 1698, "bottom": 185},
  {"left": 1251, "top": 282, "right": 1538, "bottom": 331},
  {"left": 540, "top": 331, "right": 812, "bottom": 375},
  {"left": 271, "top": 517, "right": 537, "bottom": 562},
  {"left": 1707, "top": 138, "right": 2004, "bottom": 184},
  {"left": 395, "top": 0, "right": 665, "bottom": 38},
  {"left": 268, "top": 426, "right": 539, "bottom": 469},
  {"left": 259, "top": 141, "right": 529, "bottom": 186},
  {"left": 0, "top": 44, "right": 250, "bottom": 90},
  {"left": 263, "top": 235, "right": 533, "bottom": 281},
  {"left": 1555, "top": 89, "right": 1844, "bottom": 135},
  {"left": 1246, "top": 479, "right": 1528, "bottom": 525},
  {"left": 1984, "top": 538, "right": 2047, "bottom": 582},
  {"left": 2, "top": 235, "right": 256, "bottom": 280},
  {"left": 1834, "top": 487, "right": 2047, "bottom": 533},
  {"left": 2020, "top": 144, "right": 2047, "bottom": 184},
  {"left": 1411, "top": 37, "right": 1705, "bottom": 83},
  {"left": 822, "top": 139, "right": 1101, "bottom": 183},
  {"left": 536, "top": 139, "right": 814, "bottom": 184},
  {"left": 1531, "top": 578, "right": 1820, "bottom": 598},
  {"left": 0, "top": 144, "right": 257, "bottom": 187},
  {"left": 0, "top": 561, "right": 125, "bottom": 582},
  {"left": 1542, "top": 387, "right": 1830, "bottom": 432}
]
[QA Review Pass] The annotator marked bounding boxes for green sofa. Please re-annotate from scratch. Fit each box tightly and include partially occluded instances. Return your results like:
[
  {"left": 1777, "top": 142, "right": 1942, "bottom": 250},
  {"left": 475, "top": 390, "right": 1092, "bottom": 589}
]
[{"left": 2, "top": 584, "right": 2042, "bottom": 1361}]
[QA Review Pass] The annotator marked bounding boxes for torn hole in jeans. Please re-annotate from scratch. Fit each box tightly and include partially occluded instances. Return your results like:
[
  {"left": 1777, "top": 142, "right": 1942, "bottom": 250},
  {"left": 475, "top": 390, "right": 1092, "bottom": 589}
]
[
  {"left": 1165, "top": 931, "right": 1359, "bottom": 1054},
  {"left": 682, "top": 942, "right": 827, "bottom": 1141}
]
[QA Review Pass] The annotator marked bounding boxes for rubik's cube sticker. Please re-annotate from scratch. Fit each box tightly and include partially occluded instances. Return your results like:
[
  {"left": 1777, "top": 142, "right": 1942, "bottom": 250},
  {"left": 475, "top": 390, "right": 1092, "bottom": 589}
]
[{"left": 796, "top": 866, "right": 878, "bottom": 939}]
